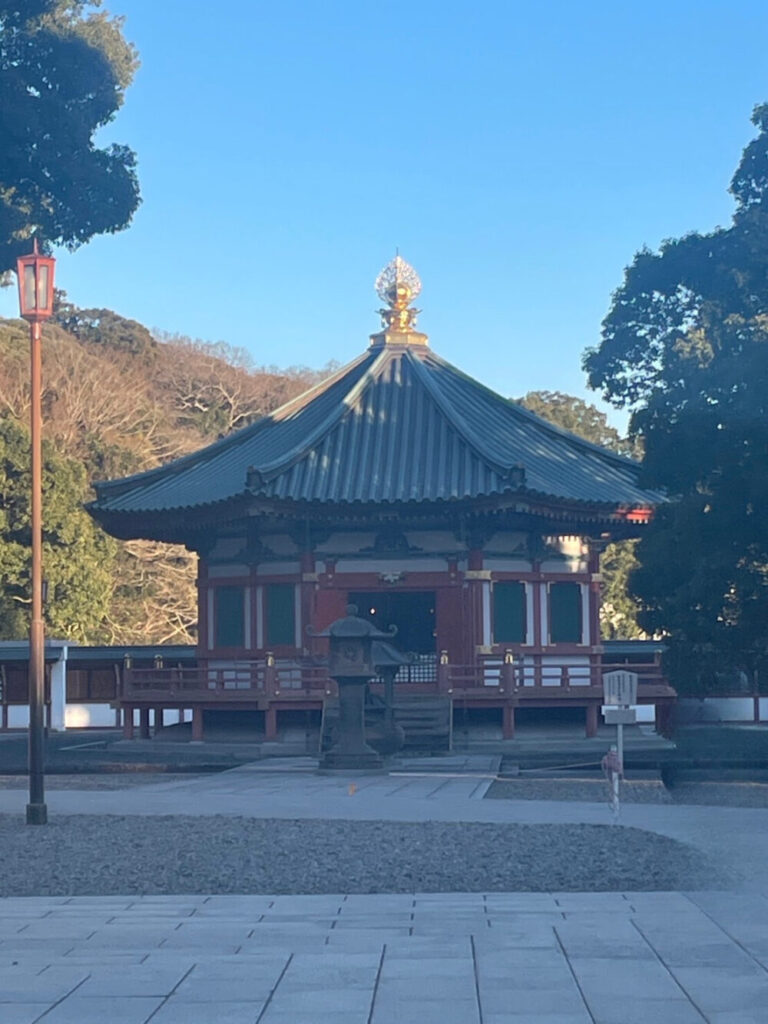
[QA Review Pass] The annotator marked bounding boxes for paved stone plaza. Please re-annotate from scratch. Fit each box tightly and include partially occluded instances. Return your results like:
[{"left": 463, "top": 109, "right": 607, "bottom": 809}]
[
  {"left": 3, "top": 890, "right": 768, "bottom": 1022},
  {"left": 2, "top": 757, "right": 768, "bottom": 1021}
]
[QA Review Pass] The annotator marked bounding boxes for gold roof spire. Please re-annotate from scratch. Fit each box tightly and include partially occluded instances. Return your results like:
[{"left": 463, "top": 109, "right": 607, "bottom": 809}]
[{"left": 370, "top": 255, "right": 428, "bottom": 347}]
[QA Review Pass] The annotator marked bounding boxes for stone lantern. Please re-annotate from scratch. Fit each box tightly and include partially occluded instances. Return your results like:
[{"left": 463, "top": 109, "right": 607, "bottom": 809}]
[
  {"left": 310, "top": 605, "right": 395, "bottom": 770},
  {"left": 372, "top": 640, "right": 409, "bottom": 755}
]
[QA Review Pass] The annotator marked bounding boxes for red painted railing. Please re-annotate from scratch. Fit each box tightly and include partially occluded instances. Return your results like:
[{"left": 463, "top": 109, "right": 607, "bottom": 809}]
[{"left": 121, "top": 657, "right": 672, "bottom": 704}]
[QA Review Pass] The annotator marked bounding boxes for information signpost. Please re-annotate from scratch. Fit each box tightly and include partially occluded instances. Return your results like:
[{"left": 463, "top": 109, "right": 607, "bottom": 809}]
[{"left": 602, "top": 670, "right": 638, "bottom": 821}]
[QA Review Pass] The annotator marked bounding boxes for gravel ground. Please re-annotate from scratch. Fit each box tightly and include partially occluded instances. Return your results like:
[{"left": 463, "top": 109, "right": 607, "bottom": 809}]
[
  {"left": 667, "top": 782, "right": 768, "bottom": 807},
  {"left": 0, "top": 773, "right": 204, "bottom": 790},
  {"left": 485, "top": 778, "right": 672, "bottom": 804},
  {"left": 485, "top": 777, "right": 768, "bottom": 807},
  {"left": 0, "top": 815, "right": 730, "bottom": 896}
]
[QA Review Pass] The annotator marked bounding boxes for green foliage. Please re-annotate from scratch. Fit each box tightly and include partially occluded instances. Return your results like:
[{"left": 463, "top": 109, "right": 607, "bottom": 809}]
[
  {"left": 0, "top": 300, "right": 329, "bottom": 643},
  {"left": 52, "top": 291, "right": 156, "bottom": 360},
  {"left": 517, "top": 390, "right": 639, "bottom": 458},
  {"left": 0, "top": 415, "right": 115, "bottom": 641},
  {"left": 599, "top": 540, "right": 643, "bottom": 640},
  {"left": 0, "top": 0, "right": 139, "bottom": 272},
  {"left": 583, "top": 102, "right": 768, "bottom": 690},
  {"left": 516, "top": 390, "right": 643, "bottom": 639}
]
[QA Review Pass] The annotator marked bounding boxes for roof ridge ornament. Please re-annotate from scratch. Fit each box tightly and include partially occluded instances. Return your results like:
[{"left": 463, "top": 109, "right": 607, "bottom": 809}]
[{"left": 371, "top": 255, "right": 429, "bottom": 347}]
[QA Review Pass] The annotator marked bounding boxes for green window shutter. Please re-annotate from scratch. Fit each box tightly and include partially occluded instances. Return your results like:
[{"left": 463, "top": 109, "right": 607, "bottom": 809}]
[
  {"left": 550, "top": 583, "right": 582, "bottom": 643},
  {"left": 215, "top": 586, "right": 245, "bottom": 648},
  {"left": 493, "top": 582, "right": 526, "bottom": 643},
  {"left": 267, "top": 583, "right": 295, "bottom": 646}
]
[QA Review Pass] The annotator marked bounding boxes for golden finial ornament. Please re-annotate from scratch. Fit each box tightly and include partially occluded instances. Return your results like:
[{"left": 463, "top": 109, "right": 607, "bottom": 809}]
[{"left": 370, "top": 255, "right": 428, "bottom": 347}]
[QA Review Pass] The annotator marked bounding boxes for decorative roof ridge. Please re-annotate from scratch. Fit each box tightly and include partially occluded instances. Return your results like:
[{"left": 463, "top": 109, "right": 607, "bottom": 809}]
[
  {"left": 92, "top": 349, "right": 377, "bottom": 502},
  {"left": 420, "top": 348, "right": 646, "bottom": 474},
  {"left": 247, "top": 346, "right": 394, "bottom": 483},
  {"left": 267, "top": 350, "right": 375, "bottom": 424},
  {"left": 404, "top": 349, "right": 522, "bottom": 482}
]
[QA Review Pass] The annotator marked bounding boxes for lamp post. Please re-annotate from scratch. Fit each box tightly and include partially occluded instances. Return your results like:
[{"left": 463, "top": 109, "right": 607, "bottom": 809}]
[{"left": 16, "top": 238, "right": 55, "bottom": 826}]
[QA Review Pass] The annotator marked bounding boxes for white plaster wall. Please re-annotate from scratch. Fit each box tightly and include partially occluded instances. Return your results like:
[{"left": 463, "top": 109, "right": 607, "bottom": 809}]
[
  {"left": 49, "top": 657, "right": 67, "bottom": 732},
  {"left": 406, "top": 530, "right": 465, "bottom": 553},
  {"left": 334, "top": 558, "right": 449, "bottom": 574},
  {"left": 208, "top": 564, "right": 249, "bottom": 578},
  {"left": 264, "top": 534, "right": 299, "bottom": 555},
  {"left": 486, "top": 531, "right": 528, "bottom": 553},
  {"left": 315, "top": 533, "right": 376, "bottom": 554},
  {"left": 580, "top": 583, "right": 590, "bottom": 646},
  {"left": 539, "top": 559, "right": 588, "bottom": 574},
  {"left": 481, "top": 581, "right": 491, "bottom": 647},
  {"left": 209, "top": 537, "right": 245, "bottom": 560},
  {"left": 518, "top": 654, "right": 591, "bottom": 687},
  {"left": 255, "top": 562, "right": 300, "bottom": 576},
  {"left": 67, "top": 704, "right": 120, "bottom": 728},
  {"left": 9, "top": 703, "right": 127, "bottom": 729},
  {"left": 484, "top": 558, "right": 533, "bottom": 572}
]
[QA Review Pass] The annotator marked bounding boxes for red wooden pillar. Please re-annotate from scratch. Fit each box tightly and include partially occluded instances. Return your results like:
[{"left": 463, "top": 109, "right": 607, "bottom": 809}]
[
  {"left": 464, "top": 548, "right": 488, "bottom": 660},
  {"left": 139, "top": 707, "right": 150, "bottom": 739},
  {"left": 154, "top": 707, "right": 164, "bottom": 732},
  {"left": 585, "top": 703, "right": 598, "bottom": 737},
  {"left": 123, "top": 706, "right": 134, "bottom": 740},
  {"left": 197, "top": 558, "right": 210, "bottom": 655},
  {"left": 192, "top": 707, "right": 204, "bottom": 742},
  {"left": 531, "top": 559, "right": 544, "bottom": 687},
  {"left": 300, "top": 549, "right": 317, "bottom": 650},
  {"left": 265, "top": 706, "right": 278, "bottom": 740},
  {"left": 436, "top": 579, "right": 463, "bottom": 664},
  {"left": 312, "top": 567, "right": 347, "bottom": 658}
]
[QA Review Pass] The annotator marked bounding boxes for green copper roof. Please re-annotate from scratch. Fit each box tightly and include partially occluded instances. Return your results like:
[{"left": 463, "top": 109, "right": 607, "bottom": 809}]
[{"left": 89, "top": 344, "right": 663, "bottom": 520}]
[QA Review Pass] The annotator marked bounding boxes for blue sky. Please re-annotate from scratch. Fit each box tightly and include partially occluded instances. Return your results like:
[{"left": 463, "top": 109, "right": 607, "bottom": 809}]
[{"left": 4, "top": 0, "right": 768, "bottom": 428}]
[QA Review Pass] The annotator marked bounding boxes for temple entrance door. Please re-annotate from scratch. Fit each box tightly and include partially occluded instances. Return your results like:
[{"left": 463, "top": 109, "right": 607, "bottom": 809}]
[{"left": 350, "top": 591, "right": 436, "bottom": 658}]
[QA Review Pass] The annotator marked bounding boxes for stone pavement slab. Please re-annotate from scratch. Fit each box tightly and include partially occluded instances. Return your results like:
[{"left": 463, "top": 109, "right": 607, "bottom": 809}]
[{"left": 1, "top": 891, "right": 766, "bottom": 1021}]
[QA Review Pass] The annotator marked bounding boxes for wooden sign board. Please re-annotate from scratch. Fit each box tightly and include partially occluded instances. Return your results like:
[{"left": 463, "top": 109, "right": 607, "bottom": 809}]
[
  {"left": 603, "top": 707, "right": 637, "bottom": 725},
  {"left": 602, "top": 669, "right": 638, "bottom": 707}
]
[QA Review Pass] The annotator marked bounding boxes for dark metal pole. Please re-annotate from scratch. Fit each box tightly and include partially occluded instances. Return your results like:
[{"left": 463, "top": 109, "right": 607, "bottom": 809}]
[{"left": 27, "top": 319, "right": 47, "bottom": 825}]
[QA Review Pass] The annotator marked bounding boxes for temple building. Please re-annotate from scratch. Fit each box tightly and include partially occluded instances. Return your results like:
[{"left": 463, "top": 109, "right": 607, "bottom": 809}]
[{"left": 87, "top": 257, "right": 674, "bottom": 744}]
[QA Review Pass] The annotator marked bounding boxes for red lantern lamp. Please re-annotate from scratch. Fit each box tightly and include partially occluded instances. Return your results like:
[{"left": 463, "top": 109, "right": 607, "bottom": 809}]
[{"left": 16, "top": 239, "right": 55, "bottom": 322}]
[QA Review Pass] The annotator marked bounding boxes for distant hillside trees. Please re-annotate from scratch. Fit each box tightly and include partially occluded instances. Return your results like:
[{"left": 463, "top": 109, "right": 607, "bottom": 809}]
[
  {"left": 517, "top": 391, "right": 644, "bottom": 640},
  {"left": 0, "top": 302, "right": 328, "bottom": 643}
]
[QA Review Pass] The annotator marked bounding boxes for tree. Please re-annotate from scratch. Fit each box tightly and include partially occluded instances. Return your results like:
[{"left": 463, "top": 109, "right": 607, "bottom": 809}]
[
  {"left": 0, "top": 301, "right": 334, "bottom": 644},
  {"left": 154, "top": 332, "right": 338, "bottom": 438},
  {"left": 52, "top": 291, "right": 156, "bottom": 360},
  {"left": 0, "top": 1, "right": 139, "bottom": 272},
  {"left": 516, "top": 391, "right": 639, "bottom": 458},
  {"left": 516, "top": 391, "right": 644, "bottom": 639},
  {"left": 0, "top": 415, "right": 115, "bottom": 640},
  {"left": 583, "top": 103, "right": 768, "bottom": 690}
]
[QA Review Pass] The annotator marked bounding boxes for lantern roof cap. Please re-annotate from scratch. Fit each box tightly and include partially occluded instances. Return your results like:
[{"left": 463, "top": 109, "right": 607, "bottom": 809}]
[{"left": 372, "top": 640, "right": 410, "bottom": 668}]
